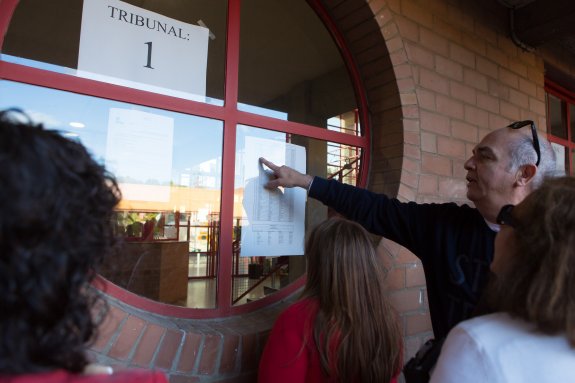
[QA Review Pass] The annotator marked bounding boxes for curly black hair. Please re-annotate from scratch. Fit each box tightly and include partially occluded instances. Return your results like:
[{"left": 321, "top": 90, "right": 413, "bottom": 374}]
[{"left": 0, "top": 109, "right": 121, "bottom": 373}]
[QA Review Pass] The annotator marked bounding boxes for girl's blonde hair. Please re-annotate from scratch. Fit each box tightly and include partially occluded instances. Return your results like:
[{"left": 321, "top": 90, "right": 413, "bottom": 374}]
[{"left": 302, "top": 217, "right": 402, "bottom": 382}]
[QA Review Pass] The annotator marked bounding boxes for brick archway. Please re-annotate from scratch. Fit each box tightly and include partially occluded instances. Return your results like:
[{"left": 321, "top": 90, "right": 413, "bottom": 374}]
[{"left": 322, "top": 0, "right": 421, "bottom": 201}]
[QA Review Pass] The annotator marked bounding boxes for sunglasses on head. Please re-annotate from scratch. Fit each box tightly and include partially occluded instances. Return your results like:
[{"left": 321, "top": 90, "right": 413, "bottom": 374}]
[
  {"left": 496, "top": 204, "right": 517, "bottom": 227},
  {"left": 507, "top": 120, "right": 541, "bottom": 166}
]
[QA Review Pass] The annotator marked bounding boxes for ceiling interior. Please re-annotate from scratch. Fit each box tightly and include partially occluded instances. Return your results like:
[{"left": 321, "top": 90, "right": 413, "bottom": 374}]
[
  {"left": 495, "top": 0, "right": 575, "bottom": 90},
  {"left": 500, "top": 0, "right": 575, "bottom": 51}
]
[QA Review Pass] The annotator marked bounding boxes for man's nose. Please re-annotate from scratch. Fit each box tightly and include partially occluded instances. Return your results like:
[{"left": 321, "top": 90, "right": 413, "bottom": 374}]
[{"left": 464, "top": 156, "right": 475, "bottom": 170}]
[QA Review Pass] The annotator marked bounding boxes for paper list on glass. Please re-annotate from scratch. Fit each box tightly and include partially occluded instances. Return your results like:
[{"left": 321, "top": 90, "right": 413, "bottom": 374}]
[{"left": 240, "top": 137, "right": 306, "bottom": 257}]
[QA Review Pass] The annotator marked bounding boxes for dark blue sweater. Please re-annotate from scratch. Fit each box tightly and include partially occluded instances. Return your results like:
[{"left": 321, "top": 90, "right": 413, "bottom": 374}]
[{"left": 309, "top": 177, "right": 496, "bottom": 339}]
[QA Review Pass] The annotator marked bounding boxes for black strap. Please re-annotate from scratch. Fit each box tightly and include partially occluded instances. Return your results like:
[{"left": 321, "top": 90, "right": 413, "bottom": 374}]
[{"left": 402, "top": 337, "right": 445, "bottom": 383}]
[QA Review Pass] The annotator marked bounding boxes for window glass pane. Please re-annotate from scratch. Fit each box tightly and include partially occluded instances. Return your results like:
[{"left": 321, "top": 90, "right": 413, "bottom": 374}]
[
  {"left": 3, "top": 0, "right": 227, "bottom": 105},
  {"left": 238, "top": 0, "right": 359, "bottom": 134},
  {"left": 548, "top": 93, "right": 568, "bottom": 139},
  {"left": 327, "top": 110, "right": 362, "bottom": 183},
  {"left": 232, "top": 125, "right": 362, "bottom": 305},
  {"left": 0, "top": 80, "right": 223, "bottom": 308},
  {"left": 550, "top": 142, "right": 568, "bottom": 175}
]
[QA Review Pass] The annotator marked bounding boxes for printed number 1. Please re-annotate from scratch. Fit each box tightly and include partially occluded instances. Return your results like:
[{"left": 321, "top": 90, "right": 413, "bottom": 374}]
[{"left": 144, "top": 42, "right": 154, "bottom": 69}]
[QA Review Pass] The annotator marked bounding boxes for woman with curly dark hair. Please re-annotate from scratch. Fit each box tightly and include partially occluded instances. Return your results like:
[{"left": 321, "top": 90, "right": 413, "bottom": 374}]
[
  {"left": 0, "top": 109, "right": 167, "bottom": 382},
  {"left": 431, "top": 176, "right": 575, "bottom": 383},
  {"left": 258, "top": 217, "right": 402, "bottom": 382}
]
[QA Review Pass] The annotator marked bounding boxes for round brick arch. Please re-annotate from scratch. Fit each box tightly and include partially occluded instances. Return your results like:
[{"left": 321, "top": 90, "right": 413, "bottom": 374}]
[
  {"left": 322, "top": 0, "right": 428, "bottom": 363},
  {"left": 347, "top": 0, "right": 421, "bottom": 201},
  {"left": 88, "top": 1, "right": 421, "bottom": 382}
]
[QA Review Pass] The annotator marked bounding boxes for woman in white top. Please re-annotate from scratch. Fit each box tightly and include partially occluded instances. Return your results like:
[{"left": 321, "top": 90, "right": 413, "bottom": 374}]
[{"left": 430, "top": 176, "right": 575, "bottom": 383}]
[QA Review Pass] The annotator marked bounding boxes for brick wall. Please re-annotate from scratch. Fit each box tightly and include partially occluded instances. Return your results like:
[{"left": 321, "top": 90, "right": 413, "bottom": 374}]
[
  {"left": 87, "top": 0, "right": 568, "bottom": 381},
  {"left": 89, "top": 294, "right": 296, "bottom": 382},
  {"left": 327, "top": 0, "right": 551, "bottom": 365}
]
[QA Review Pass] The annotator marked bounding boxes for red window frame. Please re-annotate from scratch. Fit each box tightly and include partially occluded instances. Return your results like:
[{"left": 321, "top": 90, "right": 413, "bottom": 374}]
[
  {"left": 0, "top": 0, "right": 371, "bottom": 317},
  {"left": 545, "top": 79, "right": 575, "bottom": 175}
]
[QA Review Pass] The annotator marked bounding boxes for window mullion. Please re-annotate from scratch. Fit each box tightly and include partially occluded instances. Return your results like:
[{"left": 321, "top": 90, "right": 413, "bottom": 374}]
[{"left": 217, "top": 0, "right": 242, "bottom": 313}]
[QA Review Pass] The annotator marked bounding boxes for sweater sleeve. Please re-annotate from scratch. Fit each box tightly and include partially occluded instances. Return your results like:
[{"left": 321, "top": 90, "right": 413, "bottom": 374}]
[
  {"left": 258, "top": 304, "right": 312, "bottom": 383},
  {"left": 308, "top": 177, "right": 456, "bottom": 255}
]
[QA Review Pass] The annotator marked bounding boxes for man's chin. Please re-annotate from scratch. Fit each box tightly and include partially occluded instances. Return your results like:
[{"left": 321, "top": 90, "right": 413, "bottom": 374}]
[{"left": 466, "top": 188, "right": 478, "bottom": 202}]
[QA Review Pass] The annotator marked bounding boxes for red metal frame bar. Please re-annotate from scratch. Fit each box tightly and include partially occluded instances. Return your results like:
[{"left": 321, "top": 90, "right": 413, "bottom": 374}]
[
  {"left": 0, "top": 62, "right": 365, "bottom": 147},
  {"left": 307, "top": 0, "right": 371, "bottom": 188},
  {"left": 0, "top": 0, "right": 18, "bottom": 52},
  {"left": 545, "top": 79, "right": 575, "bottom": 174},
  {"left": 215, "top": 0, "right": 241, "bottom": 316}
]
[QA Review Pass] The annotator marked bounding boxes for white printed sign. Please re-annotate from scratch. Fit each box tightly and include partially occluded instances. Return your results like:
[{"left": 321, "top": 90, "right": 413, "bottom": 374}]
[
  {"left": 240, "top": 138, "right": 306, "bottom": 257},
  {"left": 78, "top": 0, "right": 209, "bottom": 98}
]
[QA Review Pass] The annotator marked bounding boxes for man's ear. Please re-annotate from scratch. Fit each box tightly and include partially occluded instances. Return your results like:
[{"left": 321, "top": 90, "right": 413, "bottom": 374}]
[{"left": 515, "top": 164, "right": 537, "bottom": 186}]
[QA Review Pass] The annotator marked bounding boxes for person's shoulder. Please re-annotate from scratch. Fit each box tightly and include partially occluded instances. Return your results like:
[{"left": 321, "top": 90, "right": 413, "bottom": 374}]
[
  {"left": 456, "top": 312, "right": 511, "bottom": 331},
  {"left": 80, "top": 369, "right": 168, "bottom": 383},
  {"left": 430, "top": 202, "right": 478, "bottom": 214},
  {"left": 0, "top": 370, "right": 168, "bottom": 383},
  {"left": 269, "top": 298, "right": 319, "bottom": 335},
  {"left": 461, "top": 312, "right": 574, "bottom": 347},
  {"left": 0, "top": 370, "right": 68, "bottom": 383},
  {"left": 408, "top": 201, "right": 484, "bottom": 223},
  {"left": 459, "top": 312, "right": 526, "bottom": 329},
  {"left": 406, "top": 200, "right": 475, "bottom": 212},
  {"left": 102, "top": 370, "right": 168, "bottom": 383},
  {"left": 453, "top": 313, "right": 534, "bottom": 347},
  {"left": 276, "top": 297, "right": 318, "bottom": 324},
  {"left": 102, "top": 369, "right": 167, "bottom": 383}
]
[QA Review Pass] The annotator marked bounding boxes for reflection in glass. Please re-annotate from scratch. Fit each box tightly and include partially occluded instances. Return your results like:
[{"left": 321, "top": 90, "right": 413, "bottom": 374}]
[
  {"left": 239, "top": 0, "right": 359, "bottom": 132},
  {"left": 550, "top": 142, "right": 568, "bottom": 175},
  {"left": 232, "top": 125, "right": 362, "bottom": 305},
  {"left": 3, "top": 0, "right": 227, "bottom": 105},
  {"left": 0, "top": 80, "right": 223, "bottom": 308},
  {"left": 327, "top": 110, "right": 362, "bottom": 184},
  {"left": 548, "top": 93, "right": 568, "bottom": 139}
]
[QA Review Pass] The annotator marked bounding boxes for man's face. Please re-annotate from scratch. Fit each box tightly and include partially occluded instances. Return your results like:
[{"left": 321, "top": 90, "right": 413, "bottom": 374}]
[{"left": 464, "top": 129, "right": 517, "bottom": 210}]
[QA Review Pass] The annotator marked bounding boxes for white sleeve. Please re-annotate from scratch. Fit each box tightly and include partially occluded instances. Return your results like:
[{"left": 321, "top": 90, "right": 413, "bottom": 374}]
[{"left": 430, "top": 325, "right": 495, "bottom": 383}]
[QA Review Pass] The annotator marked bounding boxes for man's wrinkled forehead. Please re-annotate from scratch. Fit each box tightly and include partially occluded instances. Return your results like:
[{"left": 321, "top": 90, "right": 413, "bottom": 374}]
[{"left": 475, "top": 128, "right": 515, "bottom": 159}]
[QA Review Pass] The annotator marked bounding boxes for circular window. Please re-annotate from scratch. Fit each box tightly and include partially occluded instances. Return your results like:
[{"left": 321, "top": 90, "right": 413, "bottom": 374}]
[{"left": 0, "top": 0, "right": 369, "bottom": 317}]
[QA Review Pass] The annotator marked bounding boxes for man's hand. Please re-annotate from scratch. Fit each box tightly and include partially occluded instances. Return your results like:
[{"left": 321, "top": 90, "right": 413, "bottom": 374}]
[{"left": 259, "top": 157, "right": 314, "bottom": 190}]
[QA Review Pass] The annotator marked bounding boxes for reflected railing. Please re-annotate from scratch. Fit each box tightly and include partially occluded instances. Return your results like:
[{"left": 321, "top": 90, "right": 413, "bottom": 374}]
[
  {"left": 328, "top": 156, "right": 360, "bottom": 183},
  {"left": 231, "top": 255, "right": 288, "bottom": 305}
]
